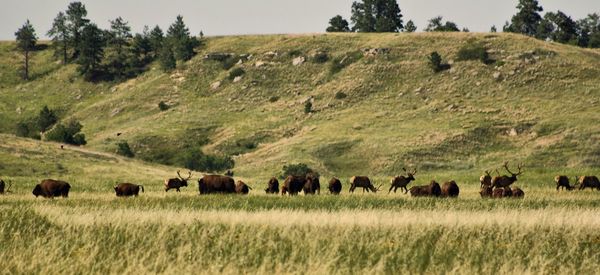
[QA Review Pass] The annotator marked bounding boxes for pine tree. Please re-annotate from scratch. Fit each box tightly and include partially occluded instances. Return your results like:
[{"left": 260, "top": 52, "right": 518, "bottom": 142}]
[
  {"left": 577, "top": 13, "right": 600, "bottom": 48},
  {"left": 506, "top": 0, "right": 544, "bottom": 36},
  {"left": 106, "top": 17, "right": 132, "bottom": 79},
  {"left": 544, "top": 11, "right": 579, "bottom": 44},
  {"left": 37, "top": 106, "right": 57, "bottom": 132},
  {"left": 108, "top": 17, "right": 132, "bottom": 55},
  {"left": 132, "top": 26, "right": 152, "bottom": 63},
  {"left": 77, "top": 23, "right": 104, "bottom": 79},
  {"left": 48, "top": 12, "right": 70, "bottom": 64},
  {"left": 326, "top": 15, "right": 350, "bottom": 32},
  {"left": 490, "top": 25, "right": 497, "bottom": 33},
  {"left": 425, "top": 16, "right": 459, "bottom": 32},
  {"left": 166, "top": 15, "right": 199, "bottom": 61},
  {"left": 159, "top": 45, "right": 176, "bottom": 71},
  {"left": 66, "top": 2, "right": 90, "bottom": 59},
  {"left": 149, "top": 25, "right": 164, "bottom": 57},
  {"left": 350, "top": 0, "right": 403, "bottom": 32},
  {"left": 15, "top": 20, "right": 37, "bottom": 80},
  {"left": 404, "top": 20, "right": 417, "bottom": 32}
]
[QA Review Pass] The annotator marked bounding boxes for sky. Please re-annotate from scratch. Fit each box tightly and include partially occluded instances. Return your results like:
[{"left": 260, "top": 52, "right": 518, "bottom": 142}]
[{"left": 1, "top": 0, "right": 600, "bottom": 40}]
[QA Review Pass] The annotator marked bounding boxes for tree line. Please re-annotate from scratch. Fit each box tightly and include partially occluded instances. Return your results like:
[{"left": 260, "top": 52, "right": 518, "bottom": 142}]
[
  {"left": 15, "top": 2, "right": 201, "bottom": 81},
  {"left": 326, "top": 0, "right": 600, "bottom": 48}
]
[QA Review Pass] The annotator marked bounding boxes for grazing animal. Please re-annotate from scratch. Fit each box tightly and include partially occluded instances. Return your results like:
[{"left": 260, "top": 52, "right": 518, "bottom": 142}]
[
  {"left": 265, "top": 177, "right": 279, "bottom": 194},
  {"left": 0, "top": 179, "right": 4, "bottom": 194},
  {"left": 491, "top": 162, "right": 523, "bottom": 189},
  {"left": 328, "top": 178, "right": 342, "bottom": 195},
  {"left": 441, "top": 181, "right": 460, "bottom": 198},
  {"left": 235, "top": 180, "right": 252, "bottom": 194},
  {"left": 554, "top": 175, "right": 574, "bottom": 191},
  {"left": 198, "top": 175, "right": 236, "bottom": 194},
  {"left": 480, "top": 170, "right": 493, "bottom": 188},
  {"left": 389, "top": 168, "right": 417, "bottom": 194},
  {"left": 511, "top": 187, "right": 525, "bottom": 198},
  {"left": 480, "top": 186, "right": 493, "bottom": 198},
  {"left": 492, "top": 187, "right": 513, "bottom": 198},
  {"left": 577, "top": 176, "right": 600, "bottom": 191},
  {"left": 164, "top": 170, "right": 192, "bottom": 192},
  {"left": 282, "top": 175, "right": 306, "bottom": 196},
  {"left": 409, "top": 180, "right": 442, "bottom": 197},
  {"left": 32, "top": 179, "right": 71, "bottom": 198},
  {"left": 303, "top": 175, "right": 321, "bottom": 195},
  {"left": 114, "top": 183, "right": 144, "bottom": 197},
  {"left": 349, "top": 176, "right": 381, "bottom": 193}
]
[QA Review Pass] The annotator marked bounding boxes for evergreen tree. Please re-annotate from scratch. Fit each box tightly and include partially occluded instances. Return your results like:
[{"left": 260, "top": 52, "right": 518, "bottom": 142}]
[
  {"left": 132, "top": 26, "right": 152, "bottom": 63},
  {"left": 166, "top": 15, "right": 199, "bottom": 61},
  {"left": 425, "top": 16, "right": 459, "bottom": 32},
  {"left": 326, "top": 15, "right": 350, "bottom": 32},
  {"left": 108, "top": 17, "right": 132, "bottom": 55},
  {"left": 506, "top": 0, "right": 544, "bottom": 36},
  {"left": 48, "top": 12, "right": 70, "bottom": 64},
  {"left": 428, "top": 51, "right": 443, "bottom": 73},
  {"left": 490, "top": 25, "right": 497, "bottom": 33},
  {"left": 351, "top": 1, "right": 376, "bottom": 32},
  {"left": 159, "top": 45, "right": 176, "bottom": 71},
  {"left": 544, "top": 11, "right": 579, "bottom": 44},
  {"left": 37, "top": 106, "right": 57, "bottom": 132},
  {"left": 14, "top": 20, "right": 37, "bottom": 80},
  {"left": 404, "top": 20, "right": 417, "bottom": 32},
  {"left": 350, "top": 0, "right": 403, "bottom": 32},
  {"left": 149, "top": 25, "right": 164, "bottom": 57},
  {"left": 106, "top": 17, "right": 132, "bottom": 79},
  {"left": 577, "top": 13, "right": 600, "bottom": 48},
  {"left": 66, "top": 2, "right": 90, "bottom": 59},
  {"left": 77, "top": 23, "right": 104, "bottom": 79}
]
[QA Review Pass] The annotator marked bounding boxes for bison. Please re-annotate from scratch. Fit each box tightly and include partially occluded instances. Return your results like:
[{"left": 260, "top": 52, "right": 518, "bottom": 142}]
[
  {"left": 265, "top": 177, "right": 279, "bottom": 194},
  {"left": 441, "top": 181, "right": 460, "bottom": 198},
  {"left": 235, "top": 180, "right": 252, "bottom": 194},
  {"left": 114, "top": 183, "right": 144, "bottom": 197},
  {"left": 328, "top": 178, "right": 342, "bottom": 195},
  {"left": 164, "top": 170, "right": 192, "bottom": 192},
  {"left": 480, "top": 185, "right": 493, "bottom": 198},
  {"left": 554, "top": 175, "right": 574, "bottom": 191},
  {"left": 491, "top": 162, "right": 523, "bottom": 189},
  {"left": 480, "top": 170, "right": 493, "bottom": 188},
  {"left": 0, "top": 179, "right": 5, "bottom": 194},
  {"left": 492, "top": 187, "right": 513, "bottom": 198},
  {"left": 32, "top": 179, "right": 71, "bottom": 198},
  {"left": 389, "top": 168, "right": 417, "bottom": 194},
  {"left": 303, "top": 175, "right": 320, "bottom": 195},
  {"left": 511, "top": 187, "right": 525, "bottom": 198},
  {"left": 349, "top": 176, "right": 381, "bottom": 193},
  {"left": 409, "top": 180, "right": 442, "bottom": 197},
  {"left": 577, "top": 176, "right": 600, "bottom": 191},
  {"left": 198, "top": 175, "right": 236, "bottom": 194},
  {"left": 282, "top": 175, "right": 307, "bottom": 196}
]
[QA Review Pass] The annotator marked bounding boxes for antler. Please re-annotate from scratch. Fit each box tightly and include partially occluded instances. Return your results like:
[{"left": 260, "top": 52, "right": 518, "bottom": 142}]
[
  {"left": 503, "top": 162, "right": 514, "bottom": 175},
  {"left": 186, "top": 171, "right": 193, "bottom": 180},
  {"left": 484, "top": 170, "right": 491, "bottom": 176},
  {"left": 177, "top": 170, "right": 183, "bottom": 179},
  {"left": 516, "top": 163, "right": 524, "bottom": 175},
  {"left": 412, "top": 169, "right": 417, "bottom": 175}
]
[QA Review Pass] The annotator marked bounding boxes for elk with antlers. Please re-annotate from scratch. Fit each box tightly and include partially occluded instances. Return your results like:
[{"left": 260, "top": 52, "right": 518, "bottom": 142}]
[
  {"left": 164, "top": 170, "right": 192, "bottom": 192},
  {"left": 480, "top": 170, "right": 493, "bottom": 188},
  {"left": 491, "top": 162, "right": 523, "bottom": 189},
  {"left": 349, "top": 176, "right": 381, "bottom": 193},
  {"left": 389, "top": 168, "right": 417, "bottom": 194}
]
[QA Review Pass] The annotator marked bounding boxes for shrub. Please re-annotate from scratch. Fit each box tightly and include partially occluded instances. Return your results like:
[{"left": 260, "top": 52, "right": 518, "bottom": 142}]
[
  {"left": 288, "top": 49, "right": 303, "bottom": 57},
  {"left": 45, "top": 120, "right": 87, "bottom": 146},
  {"left": 428, "top": 52, "right": 444, "bottom": 72},
  {"left": 228, "top": 68, "right": 245, "bottom": 80},
  {"left": 158, "top": 101, "right": 170, "bottom": 111},
  {"left": 281, "top": 163, "right": 319, "bottom": 179},
  {"left": 182, "top": 149, "right": 234, "bottom": 172},
  {"left": 334, "top": 92, "right": 347, "bottom": 99},
  {"left": 304, "top": 101, "right": 313, "bottom": 114},
  {"left": 269, "top": 96, "right": 279, "bottom": 102},
  {"left": 456, "top": 43, "right": 490, "bottom": 64},
  {"left": 15, "top": 120, "right": 40, "bottom": 140},
  {"left": 37, "top": 106, "right": 58, "bottom": 132},
  {"left": 222, "top": 56, "right": 238, "bottom": 70},
  {"left": 312, "top": 52, "right": 329, "bottom": 63},
  {"left": 116, "top": 141, "right": 135, "bottom": 158}
]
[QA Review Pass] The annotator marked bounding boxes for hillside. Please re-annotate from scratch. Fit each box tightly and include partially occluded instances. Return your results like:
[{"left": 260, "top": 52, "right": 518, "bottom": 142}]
[{"left": 1, "top": 32, "right": 599, "bottom": 182}]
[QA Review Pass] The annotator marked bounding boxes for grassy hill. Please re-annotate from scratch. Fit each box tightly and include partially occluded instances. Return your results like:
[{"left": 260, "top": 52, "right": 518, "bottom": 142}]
[{"left": 1, "top": 32, "right": 600, "bottom": 183}]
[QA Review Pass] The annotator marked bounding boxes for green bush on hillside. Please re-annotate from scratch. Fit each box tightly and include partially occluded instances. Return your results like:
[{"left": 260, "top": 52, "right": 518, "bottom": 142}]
[
  {"left": 116, "top": 141, "right": 135, "bottom": 158},
  {"left": 228, "top": 68, "right": 245, "bottom": 80},
  {"left": 158, "top": 101, "right": 170, "bottom": 111},
  {"left": 182, "top": 149, "right": 234, "bottom": 172},
  {"left": 335, "top": 92, "right": 347, "bottom": 99},
  {"left": 456, "top": 42, "right": 491, "bottom": 64},
  {"left": 45, "top": 120, "right": 87, "bottom": 146},
  {"left": 281, "top": 163, "right": 319, "bottom": 179},
  {"left": 312, "top": 52, "right": 329, "bottom": 63}
]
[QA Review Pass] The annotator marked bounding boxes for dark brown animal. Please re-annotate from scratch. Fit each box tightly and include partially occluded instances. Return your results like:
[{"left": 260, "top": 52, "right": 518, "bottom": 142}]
[
  {"left": 0, "top": 179, "right": 5, "bottom": 194},
  {"left": 235, "top": 180, "right": 252, "bottom": 194},
  {"left": 577, "top": 176, "right": 600, "bottom": 191},
  {"left": 328, "top": 178, "right": 342, "bottom": 195},
  {"left": 554, "top": 175, "right": 573, "bottom": 191},
  {"left": 492, "top": 187, "right": 513, "bottom": 198},
  {"left": 511, "top": 187, "right": 525, "bottom": 198},
  {"left": 441, "top": 181, "right": 460, "bottom": 198},
  {"left": 480, "top": 170, "right": 493, "bottom": 188},
  {"left": 480, "top": 186, "right": 493, "bottom": 198},
  {"left": 389, "top": 168, "right": 417, "bottom": 194},
  {"left": 303, "top": 175, "right": 321, "bottom": 195},
  {"left": 491, "top": 162, "right": 523, "bottom": 189},
  {"left": 282, "top": 175, "right": 306, "bottom": 196},
  {"left": 164, "top": 170, "right": 192, "bottom": 192},
  {"left": 114, "top": 183, "right": 144, "bottom": 197},
  {"left": 32, "top": 179, "right": 71, "bottom": 198},
  {"left": 265, "top": 177, "right": 279, "bottom": 194},
  {"left": 349, "top": 176, "right": 381, "bottom": 193},
  {"left": 198, "top": 175, "right": 236, "bottom": 194},
  {"left": 409, "top": 180, "right": 442, "bottom": 197}
]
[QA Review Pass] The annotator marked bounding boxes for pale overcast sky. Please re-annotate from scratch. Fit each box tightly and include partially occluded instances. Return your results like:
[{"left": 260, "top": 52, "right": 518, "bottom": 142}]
[{"left": 1, "top": 0, "right": 599, "bottom": 40}]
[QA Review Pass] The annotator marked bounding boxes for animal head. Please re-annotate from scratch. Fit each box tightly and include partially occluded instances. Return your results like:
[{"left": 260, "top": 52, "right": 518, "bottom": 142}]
[
  {"left": 402, "top": 167, "right": 417, "bottom": 181},
  {"left": 177, "top": 170, "right": 192, "bottom": 186},
  {"left": 32, "top": 184, "right": 42, "bottom": 197}
]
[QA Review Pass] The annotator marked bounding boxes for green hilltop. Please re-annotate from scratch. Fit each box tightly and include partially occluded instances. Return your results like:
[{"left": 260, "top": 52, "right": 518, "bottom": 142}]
[{"left": 1, "top": 32, "right": 599, "bottom": 182}]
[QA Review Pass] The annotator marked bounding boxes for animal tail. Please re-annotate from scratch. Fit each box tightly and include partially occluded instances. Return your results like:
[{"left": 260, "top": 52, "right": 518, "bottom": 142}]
[{"left": 140, "top": 185, "right": 145, "bottom": 193}]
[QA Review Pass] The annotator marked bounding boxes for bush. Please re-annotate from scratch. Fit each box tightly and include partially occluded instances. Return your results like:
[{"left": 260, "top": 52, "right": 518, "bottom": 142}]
[
  {"left": 116, "top": 141, "right": 135, "bottom": 158},
  {"left": 334, "top": 92, "right": 347, "bottom": 99},
  {"left": 304, "top": 101, "right": 313, "bottom": 114},
  {"left": 269, "top": 96, "right": 279, "bottom": 102},
  {"left": 228, "top": 68, "right": 245, "bottom": 80},
  {"left": 312, "top": 52, "right": 329, "bottom": 63},
  {"left": 15, "top": 120, "right": 40, "bottom": 140},
  {"left": 182, "top": 149, "right": 234, "bottom": 172},
  {"left": 281, "top": 163, "right": 319, "bottom": 179},
  {"left": 158, "top": 101, "right": 170, "bottom": 111},
  {"left": 428, "top": 52, "right": 450, "bottom": 73},
  {"left": 222, "top": 56, "right": 238, "bottom": 70},
  {"left": 456, "top": 43, "right": 490, "bottom": 64},
  {"left": 288, "top": 49, "right": 303, "bottom": 57},
  {"left": 45, "top": 120, "right": 87, "bottom": 146},
  {"left": 37, "top": 106, "right": 58, "bottom": 133}
]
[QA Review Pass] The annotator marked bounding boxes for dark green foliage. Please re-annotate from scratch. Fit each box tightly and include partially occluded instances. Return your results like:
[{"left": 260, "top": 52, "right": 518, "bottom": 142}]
[
  {"left": 106, "top": 17, "right": 133, "bottom": 80},
  {"left": 45, "top": 120, "right": 87, "bottom": 146},
  {"left": 281, "top": 163, "right": 319, "bottom": 179},
  {"left": 425, "top": 16, "right": 460, "bottom": 32},
  {"left": 148, "top": 25, "right": 164, "bottom": 57},
  {"left": 490, "top": 25, "right": 497, "bottom": 33},
  {"left": 158, "top": 101, "right": 170, "bottom": 111},
  {"left": 350, "top": 0, "right": 404, "bottom": 32},
  {"left": 335, "top": 92, "right": 348, "bottom": 99},
  {"left": 116, "top": 141, "right": 134, "bottom": 158},
  {"left": 47, "top": 12, "right": 70, "bottom": 64},
  {"left": 15, "top": 120, "right": 40, "bottom": 140},
  {"left": 268, "top": 96, "right": 279, "bottom": 102},
  {"left": 456, "top": 42, "right": 491, "bottom": 64},
  {"left": 66, "top": 2, "right": 90, "bottom": 59},
  {"left": 326, "top": 15, "right": 350, "bottom": 32},
  {"left": 330, "top": 51, "right": 362, "bottom": 74},
  {"left": 221, "top": 56, "right": 238, "bottom": 70},
  {"left": 288, "top": 49, "right": 303, "bottom": 57},
  {"left": 312, "top": 52, "right": 329, "bottom": 63},
  {"left": 228, "top": 68, "right": 245, "bottom": 80},
  {"left": 577, "top": 13, "right": 600, "bottom": 48},
  {"left": 37, "top": 106, "right": 58, "bottom": 132},
  {"left": 506, "top": 0, "right": 544, "bottom": 36},
  {"left": 132, "top": 30, "right": 152, "bottom": 64},
  {"left": 182, "top": 149, "right": 234, "bottom": 172},
  {"left": 76, "top": 23, "right": 104, "bottom": 80},
  {"left": 428, "top": 51, "right": 449, "bottom": 73},
  {"left": 544, "top": 11, "right": 580, "bottom": 44},
  {"left": 14, "top": 20, "right": 37, "bottom": 80},
  {"left": 166, "top": 15, "right": 200, "bottom": 61},
  {"left": 304, "top": 101, "right": 313, "bottom": 114},
  {"left": 159, "top": 45, "right": 176, "bottom": 71},
  {"left": 405, "top": 20, "right": 417, "bottom": 32}
]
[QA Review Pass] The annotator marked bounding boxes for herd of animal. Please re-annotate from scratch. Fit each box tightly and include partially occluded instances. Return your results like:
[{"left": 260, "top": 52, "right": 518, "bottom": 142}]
[{"left": 0, "top": 162, "right": 599, "bottom": 199}]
